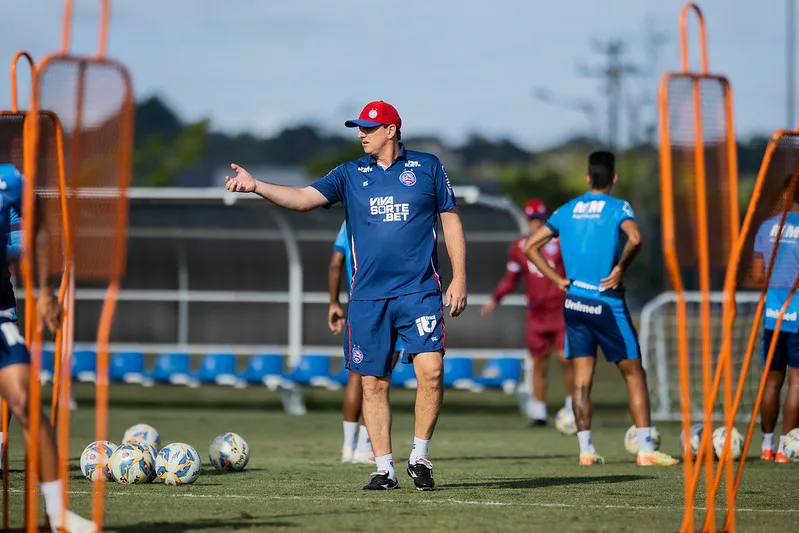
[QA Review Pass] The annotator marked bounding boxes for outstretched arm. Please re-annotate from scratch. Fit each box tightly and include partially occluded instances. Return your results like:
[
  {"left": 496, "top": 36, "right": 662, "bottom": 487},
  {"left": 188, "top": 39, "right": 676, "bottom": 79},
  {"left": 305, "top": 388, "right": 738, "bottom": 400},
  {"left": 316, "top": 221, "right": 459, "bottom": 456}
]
[
  {"left": 523, "top": 225, "right": 570, "bottom": 291},
  {"left": 225, "top": 164, "right": 330, "bottom": 212},
  {"left": 441, "top": 209, "right": 467, "bottom": 317}
]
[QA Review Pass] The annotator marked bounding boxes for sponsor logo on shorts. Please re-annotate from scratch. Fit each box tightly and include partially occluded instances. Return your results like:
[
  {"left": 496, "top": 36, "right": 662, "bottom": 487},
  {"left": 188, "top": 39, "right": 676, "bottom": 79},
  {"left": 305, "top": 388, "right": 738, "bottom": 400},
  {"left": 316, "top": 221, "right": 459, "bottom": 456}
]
[
  {"left": 415, "top": 315, "right": 437, "bottom": 336},
  {"left": 766, "top": 308, "right": 798, "bottom": 322},
  {"left": 565, "top": 298, "right": 602, "bottom": 315},
  {"left": 351, "top": 345, "right": 364, "bottom": 364}
]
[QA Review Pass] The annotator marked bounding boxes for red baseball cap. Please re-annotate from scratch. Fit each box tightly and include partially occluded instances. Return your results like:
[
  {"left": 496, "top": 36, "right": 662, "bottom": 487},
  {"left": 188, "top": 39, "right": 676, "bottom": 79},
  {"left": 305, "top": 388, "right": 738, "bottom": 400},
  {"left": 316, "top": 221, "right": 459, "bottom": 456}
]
[
  {"left": 345, "top": 100, "right": 402, "bottom": 129},
  {"left": 524, "top": 198, "right": 548, "bottom": 220}
]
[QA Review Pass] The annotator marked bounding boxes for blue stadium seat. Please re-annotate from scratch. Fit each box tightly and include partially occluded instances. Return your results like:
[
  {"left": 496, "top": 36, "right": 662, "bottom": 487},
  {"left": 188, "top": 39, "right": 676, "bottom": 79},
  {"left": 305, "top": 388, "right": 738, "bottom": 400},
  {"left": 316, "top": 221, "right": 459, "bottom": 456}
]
[
  {"left": 192, "top": 353, "right": 238, "bottom": 385},
  {"left": 147, "top": 352, "right": 191, "bottom": 385},
  {"left": 110, "top": 351, "right": 145, "bottom": 384},
  {"left": 391, "top": 361, "right": 417, "bottom": 388},
  {"left": 443, "top": 357, "right": 474, "bottom": 389},
  {"left": 473, "top": 357, "right": 522, "bottom": 389},
  {"left": 237, "top": 353, "right": 284, "bottom": 385},
  {"left": 285, "top": 355, "right": 332, "bottom": 386},
  {"left": 72, "top": 350, "right": 97, "bottom": 383},
  {"left": 40, "top": 349, "right": 55, "bottom": 384}
]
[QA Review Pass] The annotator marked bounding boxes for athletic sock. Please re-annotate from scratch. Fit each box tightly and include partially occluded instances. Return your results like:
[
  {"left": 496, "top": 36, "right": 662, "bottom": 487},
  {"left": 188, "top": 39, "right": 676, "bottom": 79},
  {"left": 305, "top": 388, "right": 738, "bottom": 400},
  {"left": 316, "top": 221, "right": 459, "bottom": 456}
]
[
  {"left": 342, "top": 421, "right": 358, "bottom": 451},
  {"left": 530, "top": 400, "right": 547, "bottom": 421},
  {"left": 355, "top": 425, "right": 371, "bottom": 453},
  {"left": 779, "top": 435, "right": 788, "bottom": 454},
  {"left": 40, "top": 480, "right": 63, "bottom": 517},
  {"left": 577, "top": 430, "right": 596, "bottom": 455},
  {"left": 762, "top": 432, "right": 774, "bottom": 452},
  {"left": 564, "top": 396, "right": 573, "bottom": 412},
  {"left": 409, "top": 436, "right": 430, "bottom": 463},
  {"left": 637, "top": 427, "right": 654, "bottom": 453},
  {"left": 375, "top": 454, "right": 396, "bottom": 480}
]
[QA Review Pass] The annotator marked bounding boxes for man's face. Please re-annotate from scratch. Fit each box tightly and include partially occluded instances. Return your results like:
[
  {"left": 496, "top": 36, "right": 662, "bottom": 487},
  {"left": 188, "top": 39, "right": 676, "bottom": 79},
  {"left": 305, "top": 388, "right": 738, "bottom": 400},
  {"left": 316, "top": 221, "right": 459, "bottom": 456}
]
[{"left": 358, "top": 124, "right": 392, "bottom": 155}]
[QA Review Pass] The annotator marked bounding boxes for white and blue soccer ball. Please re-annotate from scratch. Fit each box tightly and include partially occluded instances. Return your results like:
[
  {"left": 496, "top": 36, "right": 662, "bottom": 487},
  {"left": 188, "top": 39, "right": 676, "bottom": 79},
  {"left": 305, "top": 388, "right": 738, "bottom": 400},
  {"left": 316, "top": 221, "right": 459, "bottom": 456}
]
[
  {"left": 680, "top": 423, "right": 704, "bottom": 455},
  {"left": 782, "top": 427, "right": 799, "bottom": 461},
  {"left": 123, "top": 423, "right": 160, "bottom": 450},
  {"left": 209, "top": 432, "right": 250, "bottom": 472},
  {"left": 80, "top": 441, "right": 118, "bottom": 481},
  {"left": 624, "top": 425, "right": 662, "bottom": 455},
  {"left": 109, "top": 442, "right": 155, "bottom": 484},
  {"left": 712, "top": 426, "right": 743, "bottom": 460},
  {"left": 156, "top": 443, "right": 202, "bottom": 485},
  {"left": 555, "top": 407, "right": 577, "bottom": 436}
]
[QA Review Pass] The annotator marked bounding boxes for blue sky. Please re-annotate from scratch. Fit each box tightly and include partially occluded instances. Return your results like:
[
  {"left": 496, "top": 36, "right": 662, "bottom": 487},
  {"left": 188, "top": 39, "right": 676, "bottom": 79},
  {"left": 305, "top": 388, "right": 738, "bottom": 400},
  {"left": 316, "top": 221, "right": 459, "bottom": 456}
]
[{"left": 0, "top": 0, "right": 791, "bottom": 149}]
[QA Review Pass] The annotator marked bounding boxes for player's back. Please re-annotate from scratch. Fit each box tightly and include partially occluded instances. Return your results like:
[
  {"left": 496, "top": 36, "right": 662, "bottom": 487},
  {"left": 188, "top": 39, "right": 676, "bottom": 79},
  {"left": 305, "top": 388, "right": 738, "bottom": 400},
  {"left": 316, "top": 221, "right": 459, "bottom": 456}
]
[
  {"left": 754, "top": 212, "right": 799, "bottom": 332},
  {"left": 547, "top": 192, "right": 635, "bottom": 299}
]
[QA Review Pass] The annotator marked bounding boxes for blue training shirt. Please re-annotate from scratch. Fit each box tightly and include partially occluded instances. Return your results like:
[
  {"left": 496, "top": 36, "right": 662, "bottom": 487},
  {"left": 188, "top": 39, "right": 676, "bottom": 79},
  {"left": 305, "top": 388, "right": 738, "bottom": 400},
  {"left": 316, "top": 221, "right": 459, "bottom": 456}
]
[
  {"left": 312, "top": 145, "right": 457, "bottom": 301},
  {"left": 333, "top": 221, "right": 353, "bottom": 288},
  {"left": 546, "top": 191, "right": 636, "bottom": 300},
  {"left": 754, "top": 212, "right": 799, "bottom": 333},
  {"left": 0, "top": 165, "right": 23, "bottom": 270},
  {"left": 7, "top": 206, "right": 21, "bottom": 261}
]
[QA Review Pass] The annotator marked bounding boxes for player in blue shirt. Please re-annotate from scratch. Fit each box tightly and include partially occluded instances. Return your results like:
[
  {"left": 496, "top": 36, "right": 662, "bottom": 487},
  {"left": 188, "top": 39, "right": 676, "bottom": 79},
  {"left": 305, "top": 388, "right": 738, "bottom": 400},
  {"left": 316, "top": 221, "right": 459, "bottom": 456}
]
[
  {"left": 523, "top": 151, "right": 678, "bottom": 467},
  {"left": 0, "top": 164, "right": 95, "bottom": 531},
  {"left": 754, "top": 175, "right": 799, "bottom": 463},
  {"left": 329, "top": 221, "right": 402, "bottom": 464},
  {"left": 225, "top": 101, "right": 467, "bottom": 491}
]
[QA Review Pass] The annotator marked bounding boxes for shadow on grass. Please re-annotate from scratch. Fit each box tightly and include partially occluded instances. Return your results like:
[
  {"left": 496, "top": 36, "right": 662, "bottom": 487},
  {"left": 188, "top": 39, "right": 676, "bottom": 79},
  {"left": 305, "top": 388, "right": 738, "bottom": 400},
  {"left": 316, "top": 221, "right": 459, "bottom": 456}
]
[
  {"left": 436, "top": 454, "right": 575, "bottom": 462},
  {"left": 107, "top": 519, "right": 296, "bottom": 532},
  {"left": 445, "top": 474, "right": 654, "bottom": 490}
]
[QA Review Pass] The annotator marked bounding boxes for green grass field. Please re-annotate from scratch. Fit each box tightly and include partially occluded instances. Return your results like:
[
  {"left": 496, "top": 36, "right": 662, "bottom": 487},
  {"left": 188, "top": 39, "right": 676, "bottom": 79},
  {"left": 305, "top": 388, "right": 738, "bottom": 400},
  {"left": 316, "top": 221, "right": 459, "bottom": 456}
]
[{"left": 2, "top": 365, "right": 797, "bottom": 532}]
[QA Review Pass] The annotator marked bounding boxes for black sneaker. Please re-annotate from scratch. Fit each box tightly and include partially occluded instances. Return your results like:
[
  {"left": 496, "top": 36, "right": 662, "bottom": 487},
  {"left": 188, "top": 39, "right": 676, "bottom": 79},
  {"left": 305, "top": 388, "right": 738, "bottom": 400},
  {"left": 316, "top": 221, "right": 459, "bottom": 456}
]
[
  {"left": 363, "top": 471, "right": 399, "bottom": 490},
  {"left": 406, "top": 458, "right": 435, "bottom": 491},
  {"left": 530, "top": 419, "right": 547, "bottom": 427}
]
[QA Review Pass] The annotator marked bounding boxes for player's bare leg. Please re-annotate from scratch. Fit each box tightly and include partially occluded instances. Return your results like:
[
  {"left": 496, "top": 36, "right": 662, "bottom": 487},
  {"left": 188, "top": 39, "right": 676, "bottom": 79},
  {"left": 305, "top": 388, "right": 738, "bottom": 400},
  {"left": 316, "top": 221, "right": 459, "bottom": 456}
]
[
  {"left": 530, "top": 355, "right": 549, "bottom": 425},
  {"left": 616, "top": 359, "right": 678, "bottom": 466},
  {"left": 572, "top": 356, "right": 603, "bottom": 465},
  {"left": 0, "top": 363, "right": 96, "bottom": 532},
  {"left": 776, "top": 368, "right": 799, "bottom": 463},
  {"left": 341, "top": 371, "right": 362, "bottom": 463},
  {"left": 760, "top": 369, "right": 785, "bottom": 461},
  {"left": 407, "top": 351, "right": 443, "bottom": 490},
  {"left": 361, "top": 374, "right": 397, "bottom": 489},
  {"left": 352, "top": 351, "right": 399, "bottom": 464}
]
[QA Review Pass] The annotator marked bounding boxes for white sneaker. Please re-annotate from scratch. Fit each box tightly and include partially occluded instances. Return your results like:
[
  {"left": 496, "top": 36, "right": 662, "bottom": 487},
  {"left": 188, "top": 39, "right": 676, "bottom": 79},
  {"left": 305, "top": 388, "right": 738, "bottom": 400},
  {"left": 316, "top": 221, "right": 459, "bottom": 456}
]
[
  {"left": 351, "top": 448, "right": 375, "bottom": 464},
  {"left": 341, "top": 448, "right": 354, "bottom": 463},
  {"left": 49, "top": 510, "right": 97, "bottom": 533}
]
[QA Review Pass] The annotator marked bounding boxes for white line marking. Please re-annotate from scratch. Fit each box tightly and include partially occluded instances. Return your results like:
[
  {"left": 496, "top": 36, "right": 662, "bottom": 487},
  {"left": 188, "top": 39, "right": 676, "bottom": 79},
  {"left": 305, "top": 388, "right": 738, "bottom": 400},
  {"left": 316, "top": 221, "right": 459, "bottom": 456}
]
[{"left": 10, "top": 489, "right": 794, "bottom": 514}]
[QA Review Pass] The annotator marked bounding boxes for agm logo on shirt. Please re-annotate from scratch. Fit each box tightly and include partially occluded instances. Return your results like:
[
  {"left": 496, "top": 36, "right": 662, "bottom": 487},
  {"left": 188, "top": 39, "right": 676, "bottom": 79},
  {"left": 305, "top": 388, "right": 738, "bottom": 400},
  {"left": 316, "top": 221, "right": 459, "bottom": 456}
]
[
  {"left": 572, "top": 200, "right": 606, "bottom": 219},
  {"left": 370, "top": 196, "right": 410, "bottom": 222},
  {"left": 769, "top": 223, "right": 799, "bottom": 243}
]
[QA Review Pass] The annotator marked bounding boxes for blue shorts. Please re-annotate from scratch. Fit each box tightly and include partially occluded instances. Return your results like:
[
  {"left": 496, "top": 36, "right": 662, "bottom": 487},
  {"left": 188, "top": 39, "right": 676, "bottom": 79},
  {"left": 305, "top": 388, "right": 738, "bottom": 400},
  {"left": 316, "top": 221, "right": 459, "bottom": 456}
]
[
  {"left": 342, "top": 331, "right": 403, "bottom": 357},
  {"left": 563, "top": 295, "right": 640, "bottom": 363},
  {"left": 0, "top": 317, "right": 29, "bottom": 369},
  {"left": 346, "top": 291, "right": 445, "bottom": 377},
  {"left": 762, "top": 328, "right": 799, "bottom": 371}
]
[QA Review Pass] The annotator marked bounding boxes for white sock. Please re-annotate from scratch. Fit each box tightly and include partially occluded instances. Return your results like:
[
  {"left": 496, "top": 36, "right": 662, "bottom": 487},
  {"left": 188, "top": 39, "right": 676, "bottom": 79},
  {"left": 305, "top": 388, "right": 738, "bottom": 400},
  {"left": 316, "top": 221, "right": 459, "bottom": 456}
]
[
  {"left": 409, "top": 436, "right": 430, "bottom": 463},
  {"left": 762, "top": 432, "right": 774, "bottom": 452},
  {"left": 342, "top": 421, "right": 358, "bottom": 451},
  {"left": 356, "top": 425, "right": 371, "bottom": 453},
  {"left": 375, "top": 453, "right": 396, "bottom": 480},
  {"left": 40, "top": 480, "right": 63, "bottom": 517},
  {"left": 637, "top": 427, "right": 654, "bottom": 453},
  {"left": 530, "top": 400, "right": 547, "bottom": 421},
  {"left": 779, "top": 435, "right": 788, "bottom": 453},
  {"left": 564, "top": 396, "right": 573, "bottom": 412},
  {"left": 577, "top": 430, "right": 595, "bottom": 455}
]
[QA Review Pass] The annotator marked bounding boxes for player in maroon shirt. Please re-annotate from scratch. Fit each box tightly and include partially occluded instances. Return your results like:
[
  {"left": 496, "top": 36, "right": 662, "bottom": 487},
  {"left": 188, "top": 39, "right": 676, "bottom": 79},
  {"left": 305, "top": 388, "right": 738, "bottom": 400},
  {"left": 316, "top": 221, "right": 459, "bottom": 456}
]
[{"left": 481, "top": 198, "right": 574, "bottom": 426}]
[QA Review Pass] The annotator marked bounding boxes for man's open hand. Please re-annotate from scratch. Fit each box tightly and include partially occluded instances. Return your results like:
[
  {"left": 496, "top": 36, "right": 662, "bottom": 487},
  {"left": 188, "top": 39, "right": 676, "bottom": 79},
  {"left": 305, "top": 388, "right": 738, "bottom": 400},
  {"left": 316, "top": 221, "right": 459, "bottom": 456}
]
[{"left": 225, "top": 164, "right": 256, "bottom": 193}]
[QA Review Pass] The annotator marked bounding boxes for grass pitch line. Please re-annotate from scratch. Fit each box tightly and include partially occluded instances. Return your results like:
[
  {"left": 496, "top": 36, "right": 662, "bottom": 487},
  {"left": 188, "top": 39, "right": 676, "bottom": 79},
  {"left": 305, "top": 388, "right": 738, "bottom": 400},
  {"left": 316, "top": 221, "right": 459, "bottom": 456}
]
[{"left": 15, "top": 489, "right": 797, "bottom": 514}]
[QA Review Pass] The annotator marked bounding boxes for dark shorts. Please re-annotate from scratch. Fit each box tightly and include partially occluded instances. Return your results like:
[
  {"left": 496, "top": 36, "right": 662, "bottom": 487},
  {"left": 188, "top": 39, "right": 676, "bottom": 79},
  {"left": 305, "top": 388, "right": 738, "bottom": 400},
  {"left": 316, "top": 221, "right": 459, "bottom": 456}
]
[
  {"left": 346, "top": 291, "right": 444, "bottom": 377},
  {"left": 563, "top": 295, "right": 640, "bottom": 363},
  {"left": 762, "top": 328, "right": 799, "bottom": 371},
  {"left": 0, "top": 317, "right": 29, "bottom": 369},
  {"left": 526, "top": 308, "right": 565, "bottom": 358}
]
